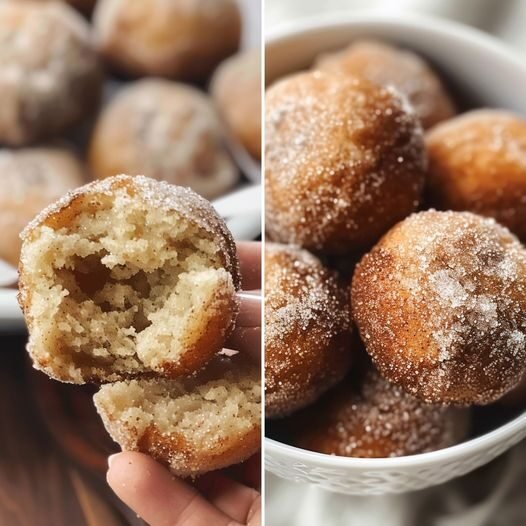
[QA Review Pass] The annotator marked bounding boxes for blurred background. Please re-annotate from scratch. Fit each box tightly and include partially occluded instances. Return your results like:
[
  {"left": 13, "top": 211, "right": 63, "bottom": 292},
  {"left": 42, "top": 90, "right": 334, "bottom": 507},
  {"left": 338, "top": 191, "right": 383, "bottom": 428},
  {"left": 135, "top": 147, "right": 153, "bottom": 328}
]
[
  {"left": 0, "top": 0, "right": 260, "bottom": 524},
  {"left": 265, "top": 1, "right": 526, "bottom": 525},
  {"left": 266, "top": 0, "right": 526, "bottom": 51}
]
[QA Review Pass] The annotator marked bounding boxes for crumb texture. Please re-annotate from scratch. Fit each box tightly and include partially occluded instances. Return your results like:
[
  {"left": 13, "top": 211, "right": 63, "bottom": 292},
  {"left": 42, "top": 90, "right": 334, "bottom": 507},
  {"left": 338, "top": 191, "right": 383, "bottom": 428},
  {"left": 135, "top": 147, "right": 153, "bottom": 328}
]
[
  {"left": 94, "top": 355, "right": 261, "bottom": 476},
  {"left": 19, "top": 175, "right": 240, "bottom": 383}
]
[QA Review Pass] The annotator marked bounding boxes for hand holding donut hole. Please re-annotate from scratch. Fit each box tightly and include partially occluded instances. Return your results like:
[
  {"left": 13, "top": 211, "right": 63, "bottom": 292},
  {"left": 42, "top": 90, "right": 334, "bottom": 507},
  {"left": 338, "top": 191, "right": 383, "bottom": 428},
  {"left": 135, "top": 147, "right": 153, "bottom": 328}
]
[
  {"left": 93, "top": 0, "right": 241, "bottom": 81},
  {"left": 294, "top": 368, "right": 469, "bottom": 458},
  {"left": 265, "top": 71, "right": 426, "bottom": 254},
  {"left": 352, "top": 210, "right": 526, "bottom": 405},
  {"left": 0, "top": 0, "right": 102, "bottom": 146},
  {"left": 94, "top": 352, "right": 260, "bottom": 477},
  {"left": 315, "top": 40, "right": 456, "bottom": 129},
  {"left": 426, "top": 110, "right": 526, "bottom": 241},
  {"left": 265, "top": 243, "right": 353, "bottom": 418}
]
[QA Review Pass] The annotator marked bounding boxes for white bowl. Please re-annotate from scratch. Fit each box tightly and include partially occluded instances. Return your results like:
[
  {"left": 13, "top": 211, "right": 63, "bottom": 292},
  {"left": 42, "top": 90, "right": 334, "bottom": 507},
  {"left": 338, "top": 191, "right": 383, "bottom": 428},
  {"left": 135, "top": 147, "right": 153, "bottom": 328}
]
[{"left": 265, "top": 12, "right": 526, "bottom": 495}]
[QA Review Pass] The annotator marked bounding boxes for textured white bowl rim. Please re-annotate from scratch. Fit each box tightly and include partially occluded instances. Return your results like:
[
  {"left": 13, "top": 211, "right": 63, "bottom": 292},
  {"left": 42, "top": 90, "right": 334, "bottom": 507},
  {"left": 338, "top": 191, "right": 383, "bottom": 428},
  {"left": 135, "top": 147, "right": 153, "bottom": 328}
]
[
  {"left": 266, "top": 10, "right": 526, "bottom": 74},
  {"left": 265, "top": 11, "right": 526, "bottom": 470}
]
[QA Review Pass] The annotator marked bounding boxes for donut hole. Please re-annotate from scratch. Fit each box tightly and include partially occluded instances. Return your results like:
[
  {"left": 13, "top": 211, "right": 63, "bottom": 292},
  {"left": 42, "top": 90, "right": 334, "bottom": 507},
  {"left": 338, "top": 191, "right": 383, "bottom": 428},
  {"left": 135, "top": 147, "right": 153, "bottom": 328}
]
[
  {"left": 22, "top": 185, "right": 237, "bottom": 383},
  {"left": 94, "top": 357, "right": 261, "bottom": 476}
]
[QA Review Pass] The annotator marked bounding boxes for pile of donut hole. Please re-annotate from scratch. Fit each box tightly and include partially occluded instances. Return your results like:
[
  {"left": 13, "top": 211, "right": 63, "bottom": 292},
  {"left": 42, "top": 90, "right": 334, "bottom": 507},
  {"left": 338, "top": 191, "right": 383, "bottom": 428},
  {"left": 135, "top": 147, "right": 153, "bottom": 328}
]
[
  {"left": 265, "top": 40, "right": 526, "bottom": 458},
  {"left": 0, "top": 0, "right": 260, "bottom": 266}
]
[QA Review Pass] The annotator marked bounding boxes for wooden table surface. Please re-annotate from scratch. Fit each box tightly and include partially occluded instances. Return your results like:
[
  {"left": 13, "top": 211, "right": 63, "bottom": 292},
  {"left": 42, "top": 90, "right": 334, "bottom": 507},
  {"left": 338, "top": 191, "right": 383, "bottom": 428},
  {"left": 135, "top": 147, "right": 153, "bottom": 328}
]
[{"left": 0, "top": 332, "right": 145, "bottom": 526}]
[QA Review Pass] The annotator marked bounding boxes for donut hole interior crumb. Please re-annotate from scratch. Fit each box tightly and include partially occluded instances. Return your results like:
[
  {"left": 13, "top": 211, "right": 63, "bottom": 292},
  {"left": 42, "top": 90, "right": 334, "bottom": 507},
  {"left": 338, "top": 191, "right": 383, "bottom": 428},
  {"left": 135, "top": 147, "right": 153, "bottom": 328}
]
[
  {"left": 95, "top": 369, "right": 261, "bottom": 453},
  {"left": 23, "top": 186, "right": 234, "bottom": 381}
]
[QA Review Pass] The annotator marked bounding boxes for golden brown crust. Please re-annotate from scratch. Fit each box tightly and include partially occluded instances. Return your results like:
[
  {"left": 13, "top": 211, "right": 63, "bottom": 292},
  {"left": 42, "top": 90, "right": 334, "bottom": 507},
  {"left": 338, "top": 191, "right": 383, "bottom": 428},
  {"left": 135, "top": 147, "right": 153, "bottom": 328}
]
[
  {"left": 211, "top": 49, "right": 262, "bottom": 160},
  {"left": 93, "top": 0, "right": 241, "bottom": 81},
  {"left": 293, "top": 368, "right": 469, "bottom": 458},
  {"left": 138, "top": 422, "right": 260, "bottom": 477},
  {"left": 0, "top": 1, "right": 102, "bottom": 146},
  {"left": 426, "top": 110, "right": 526, "bottom": 241},
  {"left": 351, "top": 210, "right": 526, "bottom": 405},
  {"left": 265, "top": 243, "right": 353, "bottom": 418},
  {"left": 94, "top": 355, "right": 261, "bottom": 477},
  {"left": 88, "top": 79, "right": 238, "bottom": 200},
  {"left": 315, "top": 40, "right": 455, "bottom": 129},
  {"left": 265, "top": 71, "right": 426, "bottom": 254}
]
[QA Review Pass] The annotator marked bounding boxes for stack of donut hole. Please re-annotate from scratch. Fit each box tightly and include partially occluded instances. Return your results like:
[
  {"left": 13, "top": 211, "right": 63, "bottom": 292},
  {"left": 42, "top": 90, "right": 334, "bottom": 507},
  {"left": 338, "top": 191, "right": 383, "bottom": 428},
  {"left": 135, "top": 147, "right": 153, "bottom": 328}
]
[
  {"left": 265, "top": 38, "right": 526, "bottom": 459},
  {"left": 0, "top": 0, "right": 258, "bottom": 265}
]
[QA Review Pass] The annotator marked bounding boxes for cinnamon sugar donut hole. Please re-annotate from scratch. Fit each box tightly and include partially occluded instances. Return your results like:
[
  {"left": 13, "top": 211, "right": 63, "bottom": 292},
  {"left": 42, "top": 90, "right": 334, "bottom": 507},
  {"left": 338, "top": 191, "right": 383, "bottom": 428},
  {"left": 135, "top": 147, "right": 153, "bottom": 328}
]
[
  {"left": 426, "top": 110, "right": 526, "bottom": 241},
  {"left": 315, "top": 40, "right": 456, "bottom": 129},
  {"left": 0, "top": 146, "right": 85, "bottom": 266},
  {"left": 294, "top": 369, "right": 468, "bottom": 458},
  {"left": 265, "top": 243, "right": 353, "bottom": 418},
  {"left": 94, "top": 353, "right": 261, "bottom": 477},
  {"left": 19, "top": 175, "right": 241, "bottom": 384},
  {"left": 93, "top": 0, "right": 241, "bottom": 81},
  {"left": 88, "top": 79, "right": 238, "bottom": 200},
  {"left": 265, "top": 71, "right": 426, "bottom": 255},
  {"left": 211, "top": 49, "right": 262, "bottom": 160},
  {"left": 352, "top": 210, "right": 526, "bottom": 405},
  {"left": 0, "top": 1, "right": 102, "bottom": 146}
]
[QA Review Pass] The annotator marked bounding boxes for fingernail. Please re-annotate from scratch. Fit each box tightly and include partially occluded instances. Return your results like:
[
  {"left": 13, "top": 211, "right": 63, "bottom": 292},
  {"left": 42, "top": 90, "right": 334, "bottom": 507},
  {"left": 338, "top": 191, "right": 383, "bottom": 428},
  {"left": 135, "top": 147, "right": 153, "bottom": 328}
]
[{"left": 108, "top": 453, "right": 118, "bottom": 469}]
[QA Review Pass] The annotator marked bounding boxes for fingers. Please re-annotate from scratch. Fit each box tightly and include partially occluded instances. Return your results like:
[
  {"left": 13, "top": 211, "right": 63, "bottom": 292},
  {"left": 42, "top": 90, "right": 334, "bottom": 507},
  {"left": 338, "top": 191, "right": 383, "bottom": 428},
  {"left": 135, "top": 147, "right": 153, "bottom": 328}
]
[
  {"left": 236, "top": 242, "right": 261, "bottom": 290},
  {"left": 226, "top": 328, "right": 261, "bottom": 363},
  {"left": 226, "top": 294, "right": 261, "bottom": 362},
  {"left": 236, "top": 293, "right": 261, "bottom": 327},
  {"left": 106, "top": 452, "right": 233, "bottom": 526},
  {"left": 195, "top": 472, "right": 260, "bottom": 525}
]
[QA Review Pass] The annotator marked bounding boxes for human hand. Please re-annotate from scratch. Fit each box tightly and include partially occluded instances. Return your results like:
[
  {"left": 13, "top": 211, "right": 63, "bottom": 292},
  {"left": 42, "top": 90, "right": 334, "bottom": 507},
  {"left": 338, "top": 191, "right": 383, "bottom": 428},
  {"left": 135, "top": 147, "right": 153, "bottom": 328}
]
[{"left": 106, "top": 242, "right": 261, "bottom": 526}]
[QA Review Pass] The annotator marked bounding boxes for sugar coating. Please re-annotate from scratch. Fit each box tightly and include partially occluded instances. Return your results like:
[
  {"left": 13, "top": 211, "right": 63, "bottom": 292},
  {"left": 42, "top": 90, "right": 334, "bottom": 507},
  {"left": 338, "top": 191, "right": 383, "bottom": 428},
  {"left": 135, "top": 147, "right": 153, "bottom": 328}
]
[
  {"left": 316, "top": 40, "right": 455, "bottom": 129},
  {"left": 265, "top": 243, "right": 352, "bottom": 418},
  {"left": 295, "top": 368, "right": 468, "bottom": 458},
  {"left": 89, "top": 79, "right": 238, "bottom": 200},
  {"left": 426, "top": 109, "right": 526, "bottom": 241},
  {"left": 265, "top": 70, "right": 426, "bottom": 254},
  {"left": 211, "top": 48, "right": 262, "bottom": 160},
  {"left": 0, "top": 0, "right": 102, "bottom": 145},
  {"left": 93, "top": 0, "right": 241, "bottom": 80},
  {"left": 94, "top": 354, "right": 261, "bottom": 477},
  {"left": 352, "top": 210, "right": 526, "bottom": 405},
  {"left": 0, "top": 146, "right": 85, "bottom": 266},
  {"left": 19, "top": 175, "right": 240, "bottom": 384}
]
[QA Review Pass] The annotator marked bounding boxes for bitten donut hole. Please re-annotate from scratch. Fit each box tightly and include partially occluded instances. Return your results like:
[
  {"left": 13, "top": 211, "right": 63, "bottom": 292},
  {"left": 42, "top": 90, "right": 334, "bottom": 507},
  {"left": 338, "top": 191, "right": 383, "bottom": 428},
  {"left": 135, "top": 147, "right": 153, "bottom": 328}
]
[
  {"left": 94, "top": 357, "right": 261, "bottom": 476},
  {"left": 22, "top": 184, "right": 235, "bottom": 383}
]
